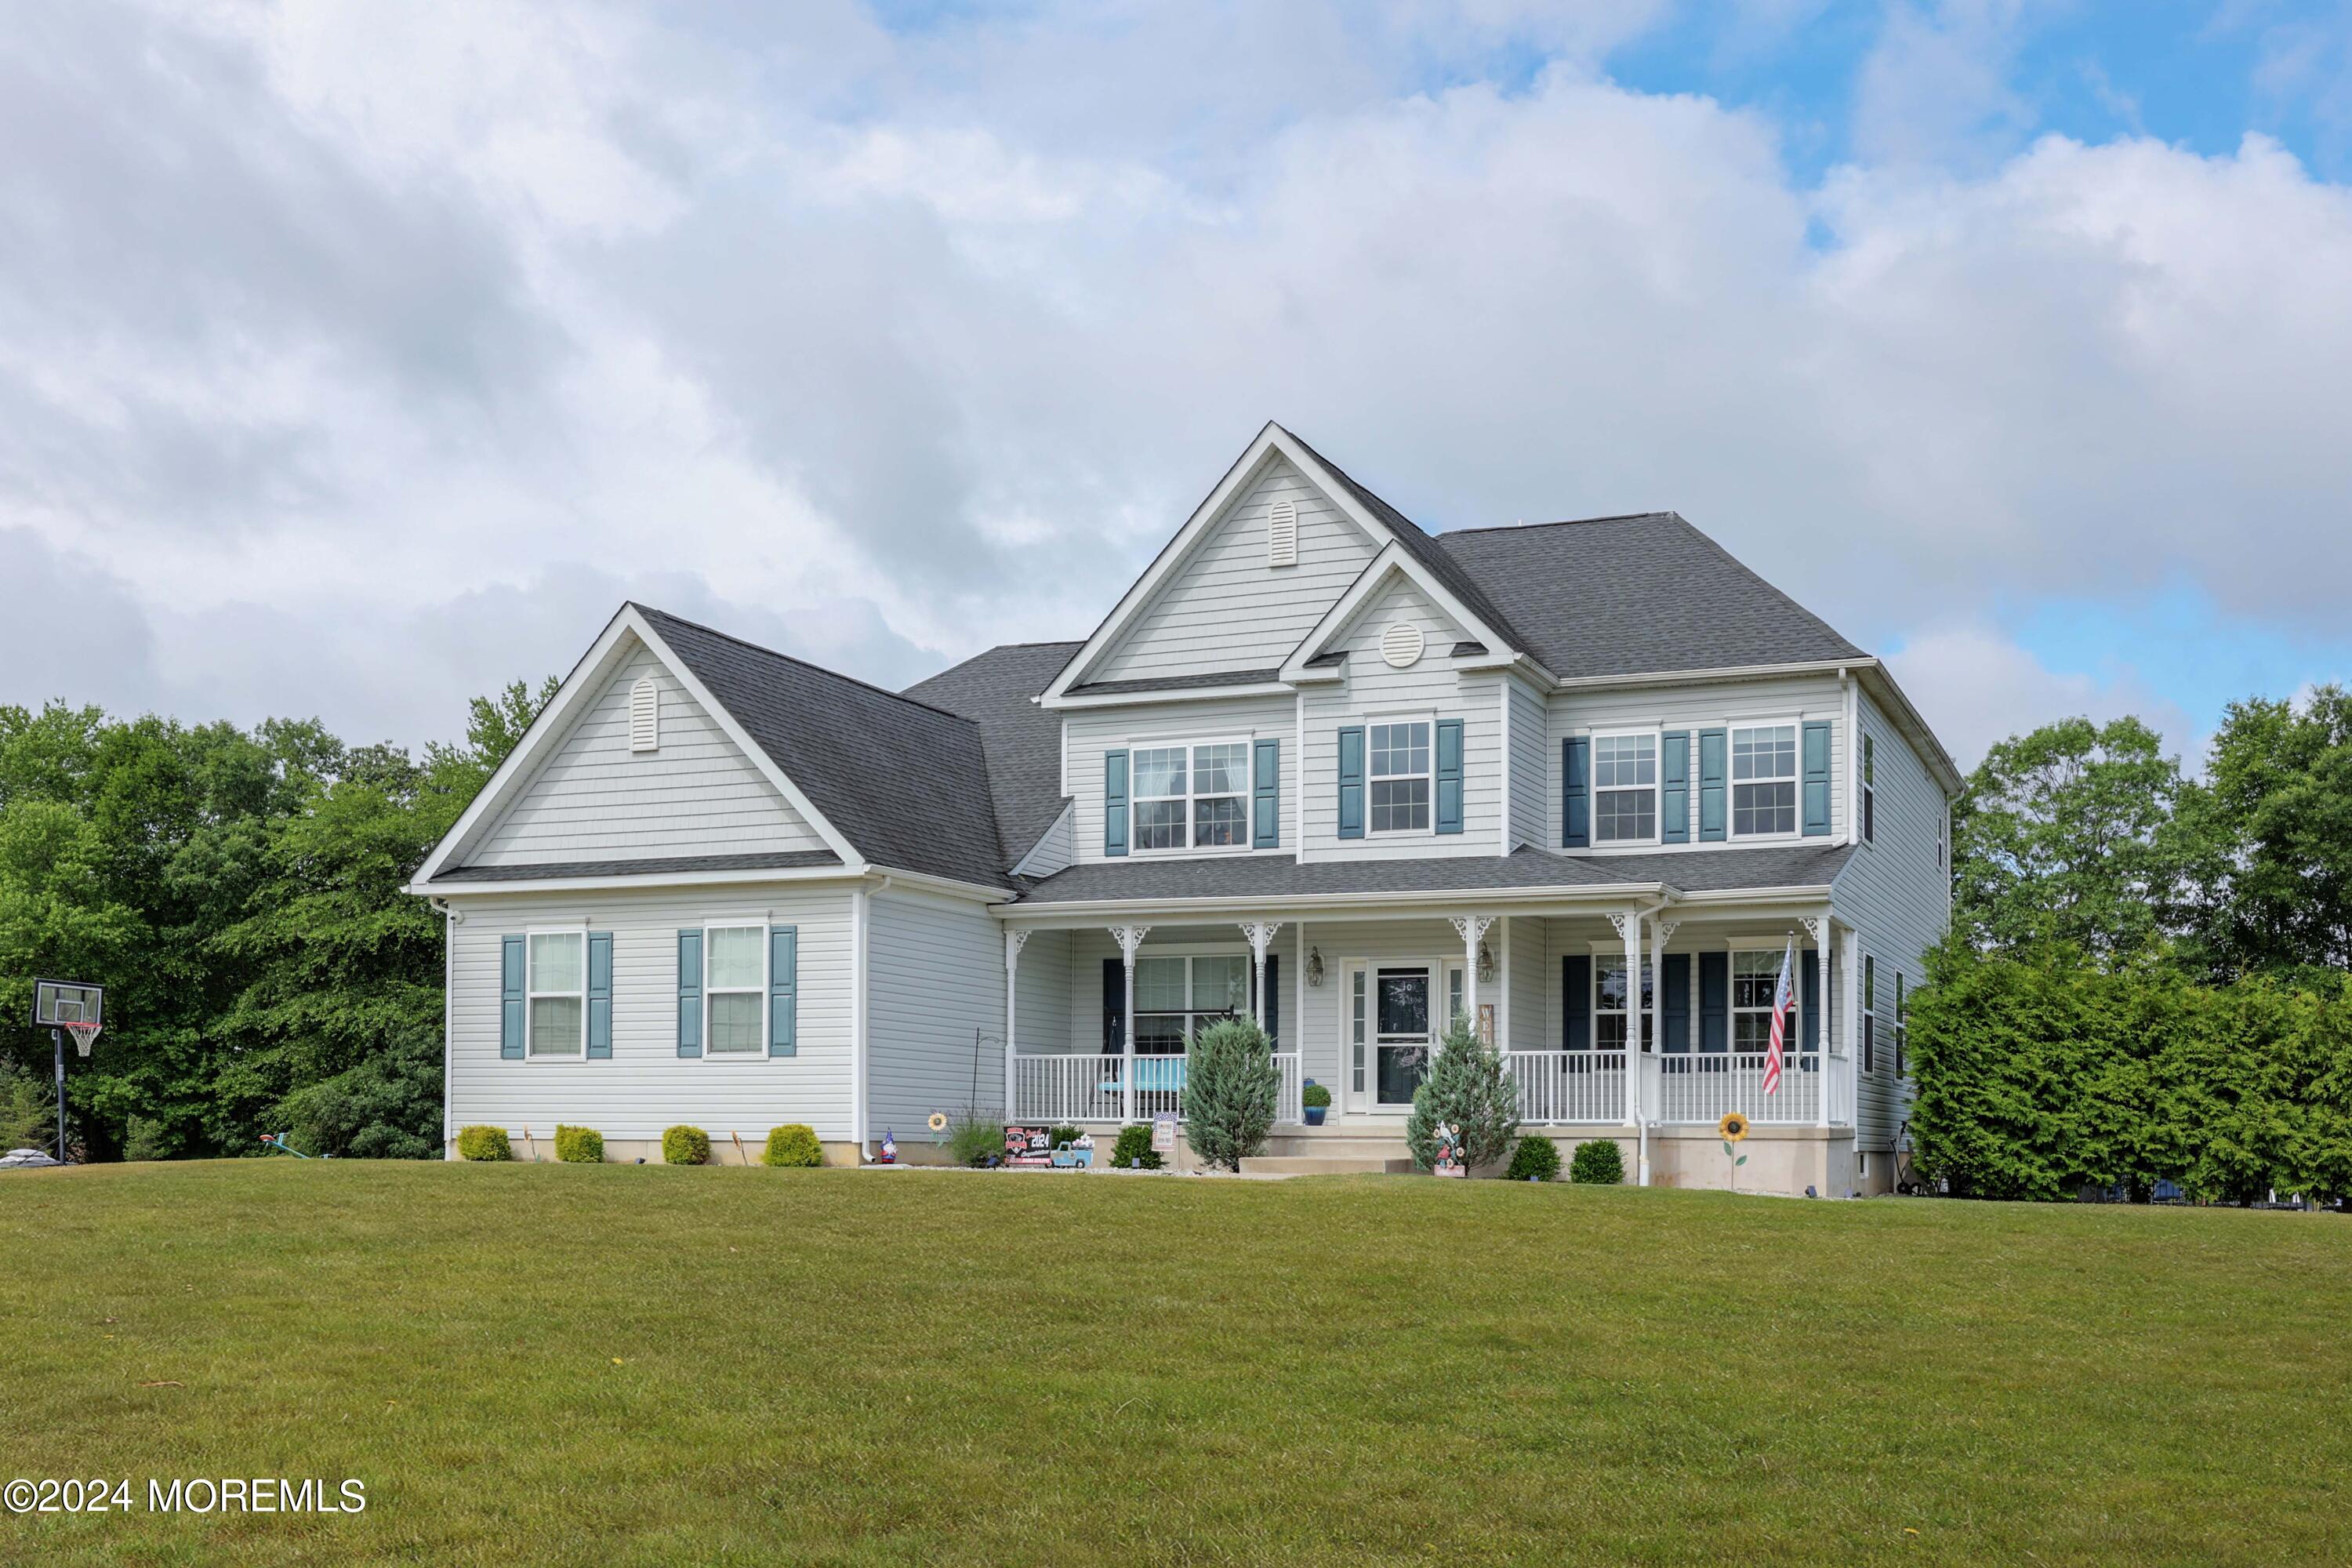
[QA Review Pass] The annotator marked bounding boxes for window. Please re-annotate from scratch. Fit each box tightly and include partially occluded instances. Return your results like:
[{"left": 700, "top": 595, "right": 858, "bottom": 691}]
[
  {"left": 1132, "top": 741, "right": 1250, "bottom": 852},
  {"left": 1860, "top": 954, "right": 1876, "bottom": 1074},
  {"left": 1349, "top": 967, "right": 1368, "bottom": 1094},
  {"left": 1732, "top": 949, "right": 1794, "bottom": 1054},
  {"left": 1731, "top": 724, "right": 1798, "bottom": 837},
  {"left": 1595, "top": 956, "right": 1654, "bottom": 1052},
  {"left": 1369, "top": 720, "right": 1431, "bottom": 833},
  {"left": 1893, "top": 973, "right": 1907, "bottom": 1079},
  {"left": 705, "top": 924, "right": 767, "bottom": 1055},
  {"left": 1134, "top": 954, "right": 1247, "bottom": 1054},
  {"left": 1861, "top": 735, "right": 1876, "bottom": 845},
  {"left": 528, "top": 932, "right": 586, "bottom": 1057},
  {"left": 1592, "top": 732, "right": 1657, "bottom": 842}
]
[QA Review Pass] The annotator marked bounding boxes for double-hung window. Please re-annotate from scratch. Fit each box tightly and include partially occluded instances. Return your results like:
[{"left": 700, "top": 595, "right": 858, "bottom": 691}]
[
  {"left": 1893, "top": 974, "right": 1907, "bottom": 1078},
  {"left": 1860, "top": 955, "right": 1876, "bottom": 1074},
  {"left": 1368, "top": 720, "right": 1431, "bottom": 833},
  {"left": 1595, "top": 956, "right": 1654, "bottom": 1052},
  {"left": 1731, "top": 724, "right": 1798, "bottom": 837},
  {"left": 1730, "top": 949, "right": 1788, "bottom": 1054},
  {"left": 1133, "top": 742, "right": 1250, "bottom": 852},
  {"left": 1592, "top": 732, "right": 1657, "bottom": 842},
  {"left": 705, "top": 924, "right": 768, "bottom": 1055},
  {"left": 1133, "top": 954, "right": 1248, "bottom": 1054},
  {"left": 528, "top": 932, "right": 586, "bottom": 1058},
  {"left": 1861, "top": 735, "right": 1877, "bottom": 845}
]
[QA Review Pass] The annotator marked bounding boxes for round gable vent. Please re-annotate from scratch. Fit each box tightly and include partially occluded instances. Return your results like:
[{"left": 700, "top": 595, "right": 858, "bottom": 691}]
[{"left": 1380, "top": 622, "right": 1425, "bottom": 669}]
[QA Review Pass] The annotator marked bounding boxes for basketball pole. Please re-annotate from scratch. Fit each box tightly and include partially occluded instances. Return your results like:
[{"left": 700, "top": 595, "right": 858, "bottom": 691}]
[{"left": 53, "top": 1026, "right": 66, "bottom": 1163}]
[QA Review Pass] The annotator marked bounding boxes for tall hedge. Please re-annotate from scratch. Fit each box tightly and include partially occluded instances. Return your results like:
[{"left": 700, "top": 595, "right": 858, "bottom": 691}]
[{"left": 1911, "top": 945, "right": 2352, "bottom": 1203}]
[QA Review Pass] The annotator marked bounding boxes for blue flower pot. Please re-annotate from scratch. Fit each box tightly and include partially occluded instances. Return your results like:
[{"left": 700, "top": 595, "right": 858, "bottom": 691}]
[{"left": 1304, "top": 1106, "right": 1327, "bottom": 1127}]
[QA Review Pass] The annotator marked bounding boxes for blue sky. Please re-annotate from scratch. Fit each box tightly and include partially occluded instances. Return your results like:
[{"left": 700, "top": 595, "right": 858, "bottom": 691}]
[{"left": 2, "top": 1, "right": 2348, "bottom": 768}]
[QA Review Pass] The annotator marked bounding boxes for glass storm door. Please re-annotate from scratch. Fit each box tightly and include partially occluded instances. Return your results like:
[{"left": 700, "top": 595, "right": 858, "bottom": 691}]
[{"left": 1374, "top": 967, "right": 1434, "bottom": 1107}]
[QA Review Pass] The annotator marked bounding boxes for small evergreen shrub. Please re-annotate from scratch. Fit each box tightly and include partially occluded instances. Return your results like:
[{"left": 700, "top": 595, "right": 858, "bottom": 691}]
[
  {"left": 456, "top": 1125, "right": 513, "bottom": 1162},
  {"left": 764, "top": 1123, "right": 823, "bottom": 1167},
  {"left": 1570, "top": 1139, "right": 1625, "bottom": 1185},
  {"left": 123, "top": 1114, "right": 170, "bottom": 1163},
  {"left": 1184, "top": 1017, "right": 1280, "bottom": 1171},
  {"left": 1506, "top": 1134, "right": 1562, "bottom": 1182},
  {"left": 1406, "top": 1017, "right": 1521, "bottom": 1172},
  {"left": 1301, "top": 1081, "right": 1332, "bottom": 1110},
  {"left": 944, "top": 1109, "right": 1004, "bottom": 1168},
  {"left": 662, "top": 1125, "right": 711, "bottom": 1166},
  {"left": 1109, "top": 1123, "right": 1162, "bottom": 1171},
  {"left": 554, "top": 1125, "right": 604, "bottom": 1163}
]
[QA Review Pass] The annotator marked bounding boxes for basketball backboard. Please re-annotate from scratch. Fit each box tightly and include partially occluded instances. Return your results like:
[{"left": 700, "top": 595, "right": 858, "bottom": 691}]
[{"left": 32, "top": 979, "right": 103, "bottom": 1029}]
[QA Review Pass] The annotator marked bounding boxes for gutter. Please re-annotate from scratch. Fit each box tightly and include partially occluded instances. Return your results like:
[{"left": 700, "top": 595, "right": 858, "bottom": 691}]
[{"left": 992, "top": 879, "right": 1682, "bottom": 923}]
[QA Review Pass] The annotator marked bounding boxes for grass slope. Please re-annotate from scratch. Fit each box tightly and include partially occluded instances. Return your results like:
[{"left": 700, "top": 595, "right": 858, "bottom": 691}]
[{"left": 3, "top": 1163, "right": 2349, "bottom": 1566}]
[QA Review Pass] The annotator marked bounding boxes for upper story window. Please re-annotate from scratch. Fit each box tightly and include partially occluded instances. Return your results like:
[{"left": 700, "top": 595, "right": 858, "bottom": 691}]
[
  {"left": 1731, "top": 724, "right": 1798, "bottom": 837},
  {"left": 1861, "top": 734, "right": 1877, "bottom": 845},
  {"left": 528, "top": 931, "right": 586, "bottom": 1058},
  {"left": 1369, "top": 720, "right": 1431, "bottom": 833},
  {"left": 1134, "top": 741, "right": 1250, "bottom": 852},
  {"left": 1592, "top": 732, "right": 1657, "bottom": 842},
  {"left": 705, "top": 924, "right": 768, "bottom": 1054}
]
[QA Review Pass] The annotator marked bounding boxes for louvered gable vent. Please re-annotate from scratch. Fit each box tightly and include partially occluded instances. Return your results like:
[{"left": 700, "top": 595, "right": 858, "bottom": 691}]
[
  {"left": 629, "top": 676, "right": 659, "bottom": 753},
  {"left": 1267, "top": 498, "right": 1298, "bottom": 568}
]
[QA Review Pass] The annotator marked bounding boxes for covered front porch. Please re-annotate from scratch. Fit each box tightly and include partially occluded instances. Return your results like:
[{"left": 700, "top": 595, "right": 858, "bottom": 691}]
[{"left": 997, "top": 890, "right": 1862, "bottom": 1175}]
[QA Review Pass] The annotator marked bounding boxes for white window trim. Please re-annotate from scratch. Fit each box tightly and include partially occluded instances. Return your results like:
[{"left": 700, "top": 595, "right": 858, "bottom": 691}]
[
  {"left": 1365, "top": 711, "right": 1437, "bottom": 838},
  {"left": 1587, "top": 941, "right": 1655, "bottom": 1053},
  {"left": 1728, "top": 717, "right": 1804, "bottom": 843},
  {"left": 1860, "top": 734, "right": 1877, "bottom": 848},
  {"left": 1729, "top": 946, "right": 1799, "bottom": 1058},
  {"left": 1860, "top": 953, "right": 1877, "bottom": 1076},
  {"left": 1127, "top": 736, "right": 1256, "bottom": 858},
  {"left": 525, "top": 927, "right": 588, "bottom": 1062},
  {"left": 702, "top": 921, "right": 770, "bottom": 1062},
  {"left": 1588, "top": 726, "right": 1663, "bottom": 847}
]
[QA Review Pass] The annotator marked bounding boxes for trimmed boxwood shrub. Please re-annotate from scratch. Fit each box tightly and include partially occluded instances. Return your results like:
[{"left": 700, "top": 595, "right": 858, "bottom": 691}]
[
  {"left": 1570, "top": 1138, "right": 1625, "bottom": 1185},
  {"left": 554, "top": 1125, "right": 604, "bottom": 1163},
  {"left": 662, "top": 1125, "right": 712, "bottom": 1166},
  {"left": 456, "top": 1125, "right": 513, "bottom": 1162},
  {"left": 1505, "top": 1134, "right": 1562, "bottom": 1182},
  {"left": 1109, "top": 1123, "right": 1162, "bottom": 1171},
  {"left": 764, "top": 1123, "right": 822, "bottom": 1167},
  {"left": 1301, "top": 1081, "right": 1332, "bottom": 1110}
]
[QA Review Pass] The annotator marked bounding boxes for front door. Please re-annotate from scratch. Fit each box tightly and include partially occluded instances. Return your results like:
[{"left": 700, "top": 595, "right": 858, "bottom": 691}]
[{"left": 1374, "top": 966, "right": 1435, "bottom": 1109}]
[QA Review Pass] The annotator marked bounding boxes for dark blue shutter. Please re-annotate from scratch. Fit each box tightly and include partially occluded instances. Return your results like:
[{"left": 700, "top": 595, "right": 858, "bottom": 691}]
[
  {"left": 1102, "top": 959, "right": 1126, "bottom": 1052},
  {"left": 1661, "top": 731, "right": 1690, "bottom": 844},
  {"left": 1699, "top": 951, "right": 1729, "bottom": 1054},
  {"left": 499, "top": 935, "right": 525, "bottom": 1059},
  {"left": 1561, "top": 737, "right": 1590, "bottom": 848},
  {"left": 1801, "top": 950, "right": 1820, "bottom": 1068},
  {"left": 1265, "top": 954, "right": 1280, "bottom": 1050},
  {"left": 1802, "top": 720, "right": 1833, "bottom": 837},
  {"left": 1562, "top": 955, "right": 1591, "bottom": 1050},
  {"left": 677, "top": 930, "right": 702, "bottom": 1058},
  {"left": 1698, "top": 728, "right": 1728, "bottom": 842},
  {"left": 1253, "top": 739, "right": 1280, "bottom": 849},
  {"left": 1337, "top": 727, "right": 1365, "bottom": 840},
  {"left": 1435, "top": 719, "right": 1464, "bottom": 835},
  {"left": 586, "top": 932, "right": 613, "bottom": 1059},
  {"left": 1661, "top": 953, "right": 1690, "bottom": 1053},
  {"left": 769, "top": 927, "right": 797, "bottom": 1057},
  {"left": 1104, "top": 749, "right": 1130, "bottom": 858}
]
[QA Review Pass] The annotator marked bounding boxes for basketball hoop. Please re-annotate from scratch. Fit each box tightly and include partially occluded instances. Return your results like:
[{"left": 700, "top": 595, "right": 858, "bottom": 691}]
[{"left": 66, "top": 1022, "right": 100, "bottom": 1058}]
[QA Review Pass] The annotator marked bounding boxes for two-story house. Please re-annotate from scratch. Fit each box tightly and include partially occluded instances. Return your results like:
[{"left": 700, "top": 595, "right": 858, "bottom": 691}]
[{"left": 407, "top": 423, "right": 1958, "bottom": 1194}]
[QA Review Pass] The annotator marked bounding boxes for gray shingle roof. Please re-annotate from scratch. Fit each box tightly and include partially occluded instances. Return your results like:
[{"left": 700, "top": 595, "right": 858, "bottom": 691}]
[
  {"left": 901, "top": 641, "right": 1083, "bottom": 869},
  {"left": 1008, "top": 844, "right": 1853, "bottom": 906},
  {"left": 1065, "top": 667, "right": 1280, "bottom": 697},
  {"left": 432, "top": 851, "right": 842, "bottom": 884},
  {"left": 637, "top": 605, "right": 1015, "bottom": 889},
  {"left": 1436, "top": 513, "right": 1864, "bottom": 679}
]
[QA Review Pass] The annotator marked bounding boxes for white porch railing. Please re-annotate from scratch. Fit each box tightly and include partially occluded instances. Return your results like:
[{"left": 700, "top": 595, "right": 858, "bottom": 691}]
[
  {"left": 1505, "top": 1051, "right": 1627, "bottom": 1123},
  {"left": 1011, "top": 1053, "right": 1305, "bottom": 1126},
  {"left": 1656, "top": 1052, "right": 1822, "bottom": 1125}
]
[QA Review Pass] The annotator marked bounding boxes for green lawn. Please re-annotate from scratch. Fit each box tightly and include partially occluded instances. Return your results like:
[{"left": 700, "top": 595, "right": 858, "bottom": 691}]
[{"left": 3, "top": 1163, "right": 2349, "bottom": 1566}]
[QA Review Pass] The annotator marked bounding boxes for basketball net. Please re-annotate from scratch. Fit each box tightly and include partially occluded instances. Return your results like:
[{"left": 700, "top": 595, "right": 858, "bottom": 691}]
[{"left": 65, "top": 1022, "right": 100, "bottom": 1059}]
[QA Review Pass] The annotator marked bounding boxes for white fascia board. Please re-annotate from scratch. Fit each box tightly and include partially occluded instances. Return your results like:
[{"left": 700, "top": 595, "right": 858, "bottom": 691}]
[
  {"left": 863, "top": 866, "right": 1020, "bottom": 903},
  {"left": 993, "top": 880, "right": 1680, "bottom": 924},
  {"left": 1853, "top": 663, "right": 1965, "bottom": 796},
  {"left": 1275, "top": 544, "right": 1547, "bottom": 684},
  {"left": 1043, "top": 681, "right": 1296, "bottom": 711},
  {"left": 405, "top": 865, "right": 866, "bottom": 898}
]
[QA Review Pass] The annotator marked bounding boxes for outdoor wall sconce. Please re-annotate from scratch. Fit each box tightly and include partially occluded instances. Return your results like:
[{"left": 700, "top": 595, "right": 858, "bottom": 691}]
[
  {"left": 1305, "top": 946, "right": 1324, "bottom": 987},
  {"left": 1476, "top": 941, "right": 1495, "bottom": 984}
]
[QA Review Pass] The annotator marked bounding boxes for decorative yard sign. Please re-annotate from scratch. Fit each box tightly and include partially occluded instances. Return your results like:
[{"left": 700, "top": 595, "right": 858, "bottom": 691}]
[
  {"left": 1151, "top": 1113, "right": 1178, "bottom": 1156},
  {"left": 1477, "top": 1004, "right": 1494, "bottom": 1045},
  {"left": 1432, "top": 1120, "right": 1466, "bottom": 1178},
  {"left": 1005, "top": 1126, "right": 1054, "bottom": 1167}
]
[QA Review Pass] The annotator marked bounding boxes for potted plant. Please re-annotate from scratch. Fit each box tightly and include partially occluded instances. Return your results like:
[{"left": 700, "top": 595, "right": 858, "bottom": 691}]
[{"left": 1301, "top": 1080, "right": 1331, "bottom": 1127}]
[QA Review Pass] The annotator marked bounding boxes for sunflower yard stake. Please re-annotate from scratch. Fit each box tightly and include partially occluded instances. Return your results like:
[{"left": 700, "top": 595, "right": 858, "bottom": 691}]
[{"left": 1719, "top": 1112, "right": 1749, "bottom": 1193}]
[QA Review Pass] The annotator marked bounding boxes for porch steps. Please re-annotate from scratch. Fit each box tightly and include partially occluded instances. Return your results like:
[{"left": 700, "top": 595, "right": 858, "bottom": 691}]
[{"left": 1239, "top": 1153, "right": 1417, "bottom": 1176}]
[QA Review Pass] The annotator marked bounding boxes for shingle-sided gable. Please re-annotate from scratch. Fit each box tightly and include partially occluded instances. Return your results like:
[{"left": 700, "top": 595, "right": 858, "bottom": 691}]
[
  {"left": 902, "top": 641, "right": 1081, "bottom": 869},
  {"left": 635, "top": 607, "right": 1013, "bottom": 889}
]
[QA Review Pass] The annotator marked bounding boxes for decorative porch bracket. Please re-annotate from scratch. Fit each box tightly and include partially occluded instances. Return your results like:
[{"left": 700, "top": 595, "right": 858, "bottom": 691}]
[
  {"left": 1237, "top": 921, "right": 1284, "bottom": 1031},
  {"left": 1447, "top": 914, "right": 1497, "bottom": 1044},
  {"left": 1109, "top": 925, "right": 1152, "bottom": 1124}
]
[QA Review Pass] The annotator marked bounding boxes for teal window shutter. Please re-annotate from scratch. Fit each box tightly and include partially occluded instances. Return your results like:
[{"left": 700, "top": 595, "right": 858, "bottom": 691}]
[
  {"left": 677, "top": 930, "right": 703, "bottom": 1058},
  {"left": 1802, "top": 720, "right": 1833, "bottom": 837},
  {"left": 1561, "top": 737, "right": 1589, "bottom": 848},
  {"left": 1337, "top": 727, "right": 1365, "bottom": 840},
  {"left": 769, "top": 927, "right": 797, "bottom": 1058},
  {"left": 499, "top": 935, "right": 525, "bottom": 1059},
  {"left": 1435, "top": 720, "right": 1464, "bottom": 834},
  {"left": 1104, "top": 750, "right": 1129, "bottom": 858},
  {"left": 1698, "top": 728, "right": 1727, "bottom": 842},
  {"left": 1661, "top": 731, "right": 1690, "bottom": 844},
  {"left": 586, "top": 931, "right": 613, "bottom": 1059},
  {"left": 1801, "top": 952, "right": 1820, "bottom": 1064},
  {"left": 1698, "top": 951, "right": 1728, "bottom": 1053},
  {"left": 1661, "top": 952, "right": 1690, "bottom": 1053},
  {"left": 1253, "top": 739, "right": 1280, "bottom": 849},
  {"left": 1561, "top": 955, "right": 1590, "bottom": 1049}
]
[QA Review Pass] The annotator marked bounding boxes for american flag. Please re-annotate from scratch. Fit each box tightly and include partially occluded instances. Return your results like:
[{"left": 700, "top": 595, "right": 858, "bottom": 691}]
[{"left": 1762, "top": 936, "right": 1796, "bottom": 1095}]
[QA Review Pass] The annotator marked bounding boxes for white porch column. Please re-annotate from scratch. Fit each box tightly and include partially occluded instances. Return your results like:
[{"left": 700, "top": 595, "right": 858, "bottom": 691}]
[
  {"left": 1110, "top": 924, "right": 1150, "bottom": 1123},
  {"left": 1239, "top": 920, "right": 1284, "bottom": 1029},
  {"left": 1449, "top": 914, "right": 1495, "bottom": 1042},
  {"left": 1805, "top": 913, "right": 1832, "bottom": 1129},
  {"left": 1609, "top": 908, "right": 1643, "bottom": 1127},
  {"left": 1838, "top": 916, "right": 1859, "bottom": 1129},
  {"left": 1004, "top": 929, "right": 1029, "bottom": 1119}
]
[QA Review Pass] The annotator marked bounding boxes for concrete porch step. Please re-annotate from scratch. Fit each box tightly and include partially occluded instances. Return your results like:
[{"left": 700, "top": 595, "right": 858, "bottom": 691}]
[
  {"left": 1259, "top": 1135, "right": 1414, "bottom": 1159},
  {"left": 1238, "top": 1154, "right": 1417, "bottom": 1176}
]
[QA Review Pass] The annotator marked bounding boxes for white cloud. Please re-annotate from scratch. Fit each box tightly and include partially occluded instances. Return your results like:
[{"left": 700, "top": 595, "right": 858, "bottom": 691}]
[{"left": 1884, "top": 621, "right": 2201, "bottom": 771}]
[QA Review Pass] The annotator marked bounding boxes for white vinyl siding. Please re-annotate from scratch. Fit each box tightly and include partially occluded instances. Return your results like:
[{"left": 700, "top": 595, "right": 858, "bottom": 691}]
[
  {"left": 464, "top": 645, "right": 828, "bottom": 868},
  {"left": 867, "top": 887, "right": 1008, "bottom": 1138},
  {"left": 1090, "top": 455, "right": 1377, "bottom": 684},
  {"left": 1065, "top": 694, "right": 1294, "bottom": 866},
  {"left": 1506, "top": 677, "right": 1547, "bottom": 852},
  {"left": 446, "top": 883, "right": 855, "bottom": 1144}
]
